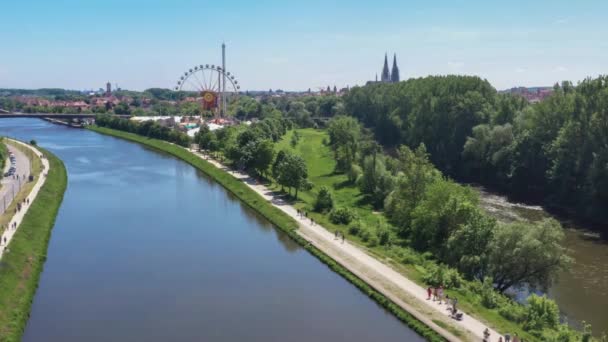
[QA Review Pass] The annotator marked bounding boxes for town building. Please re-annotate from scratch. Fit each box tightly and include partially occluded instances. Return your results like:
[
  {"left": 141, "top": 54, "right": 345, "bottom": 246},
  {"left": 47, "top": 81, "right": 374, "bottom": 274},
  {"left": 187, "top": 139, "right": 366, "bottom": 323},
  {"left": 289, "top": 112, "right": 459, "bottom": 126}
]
[{"left": 368, "top": 53, "right": 400, "bottom": 85}]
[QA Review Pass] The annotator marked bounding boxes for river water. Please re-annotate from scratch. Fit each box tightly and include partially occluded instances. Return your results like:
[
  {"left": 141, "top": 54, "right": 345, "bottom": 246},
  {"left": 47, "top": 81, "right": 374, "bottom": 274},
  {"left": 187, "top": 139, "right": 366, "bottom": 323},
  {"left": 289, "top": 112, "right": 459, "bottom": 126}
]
[
  {"left": 0, "top": 119, "right": 423, "bottom": 342},
  {"left": 478, "top": 188, "right": 608, "bottom": 333}
]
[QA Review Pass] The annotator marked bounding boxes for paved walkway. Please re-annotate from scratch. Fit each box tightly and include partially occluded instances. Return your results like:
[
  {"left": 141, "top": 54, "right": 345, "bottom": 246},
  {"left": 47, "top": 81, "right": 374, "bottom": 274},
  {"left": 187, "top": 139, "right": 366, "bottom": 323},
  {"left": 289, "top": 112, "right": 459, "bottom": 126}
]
[
  {"left": 0, "top": 140, "right": 49, "bottom": 259},
  {"left": 191, "top": 149, "right": 502, "bottom": 342}
]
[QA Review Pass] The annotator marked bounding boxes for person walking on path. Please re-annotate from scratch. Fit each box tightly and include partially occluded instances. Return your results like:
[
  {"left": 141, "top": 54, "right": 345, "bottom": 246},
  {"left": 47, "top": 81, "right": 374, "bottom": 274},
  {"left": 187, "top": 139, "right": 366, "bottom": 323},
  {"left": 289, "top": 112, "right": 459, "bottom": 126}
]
[
  {"left": 341, "top": 234, "right": 345, "bottom": 244},
  {"left": 483, "top": 328, "right": 491, "bottom": 342},
  {"left": 433, "top": 287, "right": 438, "bottom": 301},
  {"left": 427, "top": 287, "right": 432, "bottom": 300},
  {"left": 438, "top": 285, "right": 444, "bottom": 304},
  {"left": 335, "top": 230, "right": 338, "bottom": 240}
]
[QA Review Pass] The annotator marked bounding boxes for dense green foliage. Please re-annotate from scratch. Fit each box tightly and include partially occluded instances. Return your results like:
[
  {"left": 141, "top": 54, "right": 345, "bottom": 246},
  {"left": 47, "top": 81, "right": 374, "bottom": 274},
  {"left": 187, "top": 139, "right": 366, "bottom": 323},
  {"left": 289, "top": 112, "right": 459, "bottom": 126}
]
[
  {"left": 88, "top": 126, "right": 446, "bottom": 342},
  {"left": 0, "top": 147, "right": 67, "bottom": 341},
  {"left": 95, "top": 114, "right": 191, "bottom": 147},
  {"left": 271, "top": 128, "right": 586, "bottom": 341},
  {"left": 343, "top": 76, "right": 608, "bottom": 229}
]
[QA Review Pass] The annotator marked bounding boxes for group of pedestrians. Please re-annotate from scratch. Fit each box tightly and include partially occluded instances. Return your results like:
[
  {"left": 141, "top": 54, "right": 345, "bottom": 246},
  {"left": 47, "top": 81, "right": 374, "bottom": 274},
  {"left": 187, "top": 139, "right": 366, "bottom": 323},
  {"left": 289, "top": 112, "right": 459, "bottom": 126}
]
[
  {"left": 483, "top": 328, "right": 524, "bottom": 342},
  {"left": 296, "top": 209, "right": 316, "bottom": 226},
  {"left": 427, "top": 285, "right": 462, "bottom": 319},
  {"left": 0, "top": 197, "right": 29, "bottom": 253}
]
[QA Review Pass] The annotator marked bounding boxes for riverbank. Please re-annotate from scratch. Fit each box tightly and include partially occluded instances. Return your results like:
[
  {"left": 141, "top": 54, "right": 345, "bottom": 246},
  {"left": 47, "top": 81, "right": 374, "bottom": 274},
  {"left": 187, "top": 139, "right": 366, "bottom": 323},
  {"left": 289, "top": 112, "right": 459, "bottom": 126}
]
[
  {"left": 87, "top": 125, "right": 449, "bottom": 342},
  {"left": 0, "top": 143, "right": 67, "bottom": 341}
]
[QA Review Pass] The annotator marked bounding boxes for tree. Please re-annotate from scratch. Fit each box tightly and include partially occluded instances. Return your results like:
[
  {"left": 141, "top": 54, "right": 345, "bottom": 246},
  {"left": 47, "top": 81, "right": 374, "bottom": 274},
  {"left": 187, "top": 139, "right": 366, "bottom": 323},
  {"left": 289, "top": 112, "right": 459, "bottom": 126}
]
[
  {"left": 252, "top": 139, "right": 275, "bottom": 177},
  {"left": 487, "top": 219, "right": 569, "bottom": 293},
  {"left": 445, "top": 210, "right": 496, "bottom": 279},
  {"left": 357, "top": 155, "right": 395, "bottom": 209},
  {"left": 327, "top": 116, "right": 361, "bottom": 172},
  {"left": 314, "top": 186, "right": 334, "bottom": 212},
  {"left": 276, "top": 152, "right": 308, "bottom": 198},
  {"left": 113, "top": 102, "right": 131, "bottom": 115},
  {"left": 385, "top": 144, "right": 440, "bottom": 235}
]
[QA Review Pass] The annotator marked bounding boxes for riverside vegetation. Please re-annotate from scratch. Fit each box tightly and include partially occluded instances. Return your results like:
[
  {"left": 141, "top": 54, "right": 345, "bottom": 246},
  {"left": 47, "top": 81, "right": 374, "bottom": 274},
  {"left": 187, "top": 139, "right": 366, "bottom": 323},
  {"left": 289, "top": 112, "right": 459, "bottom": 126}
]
[
  {"left": 88, "top": 124, "right": 446, "bottom": 342},
  {"left": 95, "top": 107, "right": 602, "bottom": 341},
  {"left": 0, "top": 144, "right": 67, "bottom": 342}
]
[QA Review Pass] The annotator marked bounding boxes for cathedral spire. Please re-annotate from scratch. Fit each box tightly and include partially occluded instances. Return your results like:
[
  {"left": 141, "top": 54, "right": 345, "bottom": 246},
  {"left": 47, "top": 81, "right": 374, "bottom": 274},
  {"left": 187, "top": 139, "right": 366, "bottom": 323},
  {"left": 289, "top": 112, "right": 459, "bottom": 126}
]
[
  {"left": 391, "top": 53, "right": 400, "bottom": 83},
  {"left": 381, "top": 53, "right": 390, "bottom": 82}
]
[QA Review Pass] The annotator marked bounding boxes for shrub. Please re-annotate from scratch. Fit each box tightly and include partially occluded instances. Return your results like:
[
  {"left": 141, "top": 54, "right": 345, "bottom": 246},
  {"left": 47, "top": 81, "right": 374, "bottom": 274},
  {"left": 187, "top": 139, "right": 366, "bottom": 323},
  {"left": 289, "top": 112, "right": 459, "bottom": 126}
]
[
  {"left": 376, "top": 225, "right": 391, "bottom": 246},
  {"left": 480, "top": 277, "right": 498, "bottom": 309},
  {"left": 347, "top": 163, "right": 362, "bottom": 184},
  {"left": 523, "top": 294, "right": 560, "bottom": 331},
  {"left": 422, "top": 263, "right": 463, "bottom": 288},
  {"left": 30, "top": 139, "right": 37, "bottom": 146},
  {"left": 314, "top": 186, "right": 334, "bottom": 212},
  {"left": 367, "top": 235, "right": 379, "bottom": 247},
  {"left": 360, "top": 227, "right": 372, "bottom": 242},
  {"left": 400, "top": 249, "right": 422, "bottom": 265},
  {"left": 498, "top": 302, "right": 526, "bottom": 323},
  {"left": 348, "top": 221, "right": 365, "bottom": 236},
  {"left": 329, "top": 207, "right": 357, "bottom": 225}
]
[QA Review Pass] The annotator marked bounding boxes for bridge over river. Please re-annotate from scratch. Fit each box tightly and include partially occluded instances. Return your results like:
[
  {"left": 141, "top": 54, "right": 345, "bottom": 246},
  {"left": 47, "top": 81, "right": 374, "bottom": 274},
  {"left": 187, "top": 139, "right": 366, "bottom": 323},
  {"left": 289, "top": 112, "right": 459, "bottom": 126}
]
[{"left": 0, "top": 111, "right": 130, "bottom": 119}]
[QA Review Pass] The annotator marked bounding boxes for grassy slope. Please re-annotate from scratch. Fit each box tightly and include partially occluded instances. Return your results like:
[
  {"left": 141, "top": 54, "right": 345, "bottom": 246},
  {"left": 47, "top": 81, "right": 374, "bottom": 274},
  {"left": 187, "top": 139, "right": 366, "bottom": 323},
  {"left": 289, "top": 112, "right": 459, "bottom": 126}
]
[
  {"left": 88, "top": 125, "right": 445, "bottom": 342},
  {"left": 274, "top": 128, "right": 538, "bottom": 341},
  {"left": 0, "top": 147, "right": 67, "bottom": 342}
]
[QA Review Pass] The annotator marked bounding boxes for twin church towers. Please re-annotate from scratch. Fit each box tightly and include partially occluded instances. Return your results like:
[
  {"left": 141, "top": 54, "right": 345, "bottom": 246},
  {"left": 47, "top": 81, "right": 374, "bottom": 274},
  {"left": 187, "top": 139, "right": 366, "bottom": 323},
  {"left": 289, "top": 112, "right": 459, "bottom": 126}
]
[{"left": 373, "top": 53, "right": 400, "bottom": 84}]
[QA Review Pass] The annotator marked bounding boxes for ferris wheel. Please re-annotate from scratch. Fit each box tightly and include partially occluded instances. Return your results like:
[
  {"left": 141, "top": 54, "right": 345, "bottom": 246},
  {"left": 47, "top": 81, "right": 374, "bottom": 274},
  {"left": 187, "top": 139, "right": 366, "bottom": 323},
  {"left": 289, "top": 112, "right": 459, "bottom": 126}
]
[{"left": 174, "top": 64, "right": 241, "bottom": 115}]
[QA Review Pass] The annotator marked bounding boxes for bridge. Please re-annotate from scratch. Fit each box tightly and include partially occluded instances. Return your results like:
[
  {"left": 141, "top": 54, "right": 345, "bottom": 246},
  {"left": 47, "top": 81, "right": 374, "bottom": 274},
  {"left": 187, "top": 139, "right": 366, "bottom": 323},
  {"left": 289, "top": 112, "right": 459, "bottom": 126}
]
[{"left": 0, "top": 112, "right": 131, "bottom": 119}]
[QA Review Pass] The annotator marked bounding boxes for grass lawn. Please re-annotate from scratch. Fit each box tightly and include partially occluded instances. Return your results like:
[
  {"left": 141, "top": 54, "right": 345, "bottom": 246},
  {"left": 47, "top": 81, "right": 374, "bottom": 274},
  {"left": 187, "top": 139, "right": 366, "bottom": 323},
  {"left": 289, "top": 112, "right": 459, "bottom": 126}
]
[
  {"left": 0, "top": 146, "right": 67, "bottom": 342},
  {"left": 273, "top": 129, "right": 390, "bottom": 229},
  {"left": 272, "top": 128, "right": 540, "bottom": 342}
]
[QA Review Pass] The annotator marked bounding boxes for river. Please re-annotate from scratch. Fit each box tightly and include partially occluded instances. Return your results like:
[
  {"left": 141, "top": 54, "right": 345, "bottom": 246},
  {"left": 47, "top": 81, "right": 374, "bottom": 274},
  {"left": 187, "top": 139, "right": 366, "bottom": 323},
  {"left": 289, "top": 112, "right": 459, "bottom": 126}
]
[
  {"left": 0, "top": 118, "right": 423, "bottom": 342},
  {"left": 478, "top": 187, "right": 608, "bottom": 333}
]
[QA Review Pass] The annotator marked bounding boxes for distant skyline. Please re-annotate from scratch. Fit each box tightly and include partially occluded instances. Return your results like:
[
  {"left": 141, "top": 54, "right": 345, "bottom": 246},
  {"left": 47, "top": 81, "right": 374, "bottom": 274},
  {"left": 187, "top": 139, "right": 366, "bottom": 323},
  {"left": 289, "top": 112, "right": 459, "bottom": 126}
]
[{"left": 1, "top": 0, "right": 607, "bottom": 91}]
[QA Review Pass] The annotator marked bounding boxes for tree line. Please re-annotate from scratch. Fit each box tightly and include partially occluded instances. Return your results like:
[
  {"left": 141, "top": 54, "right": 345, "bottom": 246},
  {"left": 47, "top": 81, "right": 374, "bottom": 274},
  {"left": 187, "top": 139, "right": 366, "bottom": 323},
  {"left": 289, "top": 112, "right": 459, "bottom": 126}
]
[
  {"left": 95, "top": 115, "right": 191, "bottom": 147},
  {"left": 195, "top": 117, "right": 310, "bottom": 198},
  {"left": 342, "top": 75, "right": 608, "bottom": 231}
]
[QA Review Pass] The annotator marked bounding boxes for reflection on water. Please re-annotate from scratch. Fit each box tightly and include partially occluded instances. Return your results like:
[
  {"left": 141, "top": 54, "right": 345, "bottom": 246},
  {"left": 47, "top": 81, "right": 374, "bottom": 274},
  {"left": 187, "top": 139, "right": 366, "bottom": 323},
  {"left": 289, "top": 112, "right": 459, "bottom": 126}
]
[
  {"left": 0, "top": 119, "right": 422, "bottom": 342},
  {"left": 476, "top": 186, "right": 608, "bottom": 333}
]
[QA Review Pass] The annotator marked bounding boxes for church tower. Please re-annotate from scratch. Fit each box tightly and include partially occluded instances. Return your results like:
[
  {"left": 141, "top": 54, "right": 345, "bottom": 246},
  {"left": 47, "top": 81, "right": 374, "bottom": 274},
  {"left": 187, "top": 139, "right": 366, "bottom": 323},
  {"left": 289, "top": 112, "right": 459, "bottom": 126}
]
[
  {"left": 381, "top": 53, "right": 391, "bottom": 83},
  {"left": 391, "top": 54, "right": 400, "bottom": 83}
]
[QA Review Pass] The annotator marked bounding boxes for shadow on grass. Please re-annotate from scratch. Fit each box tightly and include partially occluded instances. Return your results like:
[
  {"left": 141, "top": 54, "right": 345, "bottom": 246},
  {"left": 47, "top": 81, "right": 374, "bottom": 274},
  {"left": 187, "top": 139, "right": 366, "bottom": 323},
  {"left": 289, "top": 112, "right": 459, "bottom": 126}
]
[{"left": 333, "top": 179, "right": 354, "bottom": 190}]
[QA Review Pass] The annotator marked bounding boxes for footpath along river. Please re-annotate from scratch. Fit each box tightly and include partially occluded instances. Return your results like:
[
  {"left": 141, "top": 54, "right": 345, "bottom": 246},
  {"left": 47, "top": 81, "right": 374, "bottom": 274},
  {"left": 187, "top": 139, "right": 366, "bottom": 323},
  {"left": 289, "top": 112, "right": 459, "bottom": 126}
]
[
  {"left": 477, "top": 187, "right": 608, "bottom": 333},
  {"left": 0, "top": 118, "right": 423, "bottom": 342}
]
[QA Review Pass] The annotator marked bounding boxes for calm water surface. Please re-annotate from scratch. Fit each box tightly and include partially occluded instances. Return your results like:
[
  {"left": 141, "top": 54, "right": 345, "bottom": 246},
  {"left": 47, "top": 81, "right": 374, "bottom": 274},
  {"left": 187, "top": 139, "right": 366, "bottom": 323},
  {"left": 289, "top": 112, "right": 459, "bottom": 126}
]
[
  {"left": 0, "top": 119, "right": 422, "bottom": 342},
  {"left": 478, "top": 188, "right": 608, "bottom": 333}
]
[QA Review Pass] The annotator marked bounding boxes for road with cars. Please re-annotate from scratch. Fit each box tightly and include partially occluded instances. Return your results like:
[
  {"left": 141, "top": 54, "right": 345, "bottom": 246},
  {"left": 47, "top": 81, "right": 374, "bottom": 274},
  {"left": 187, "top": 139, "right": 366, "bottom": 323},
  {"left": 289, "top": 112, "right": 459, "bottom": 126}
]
[{"left": 0, "top": 144, "right": 31, "bottom": 214}]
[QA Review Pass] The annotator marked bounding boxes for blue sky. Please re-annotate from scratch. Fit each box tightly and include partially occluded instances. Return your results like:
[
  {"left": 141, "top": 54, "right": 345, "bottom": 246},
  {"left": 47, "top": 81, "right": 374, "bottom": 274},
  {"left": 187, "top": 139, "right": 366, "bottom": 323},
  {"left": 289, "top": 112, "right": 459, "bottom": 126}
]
[{"left": 1, "top": 0, "right": 606, "bottom": 91}]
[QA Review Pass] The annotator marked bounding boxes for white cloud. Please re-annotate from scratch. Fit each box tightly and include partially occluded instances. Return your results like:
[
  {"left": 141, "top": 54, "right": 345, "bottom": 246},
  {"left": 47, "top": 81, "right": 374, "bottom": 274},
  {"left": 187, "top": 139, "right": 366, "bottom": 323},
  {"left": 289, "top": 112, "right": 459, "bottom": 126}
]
[
  {"left": 554, "top": 66, "right": 568, "bottom": 72},
  {"left": 515, "top": 67, "right": 526, "bottom": 73}
]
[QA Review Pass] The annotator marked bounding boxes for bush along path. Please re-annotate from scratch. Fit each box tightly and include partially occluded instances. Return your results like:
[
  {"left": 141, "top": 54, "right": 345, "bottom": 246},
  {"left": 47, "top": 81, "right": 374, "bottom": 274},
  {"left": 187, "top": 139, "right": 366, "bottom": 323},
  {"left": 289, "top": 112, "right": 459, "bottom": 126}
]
[{"left": 0, "top": 141, "right": 67, "bottom": 342}]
